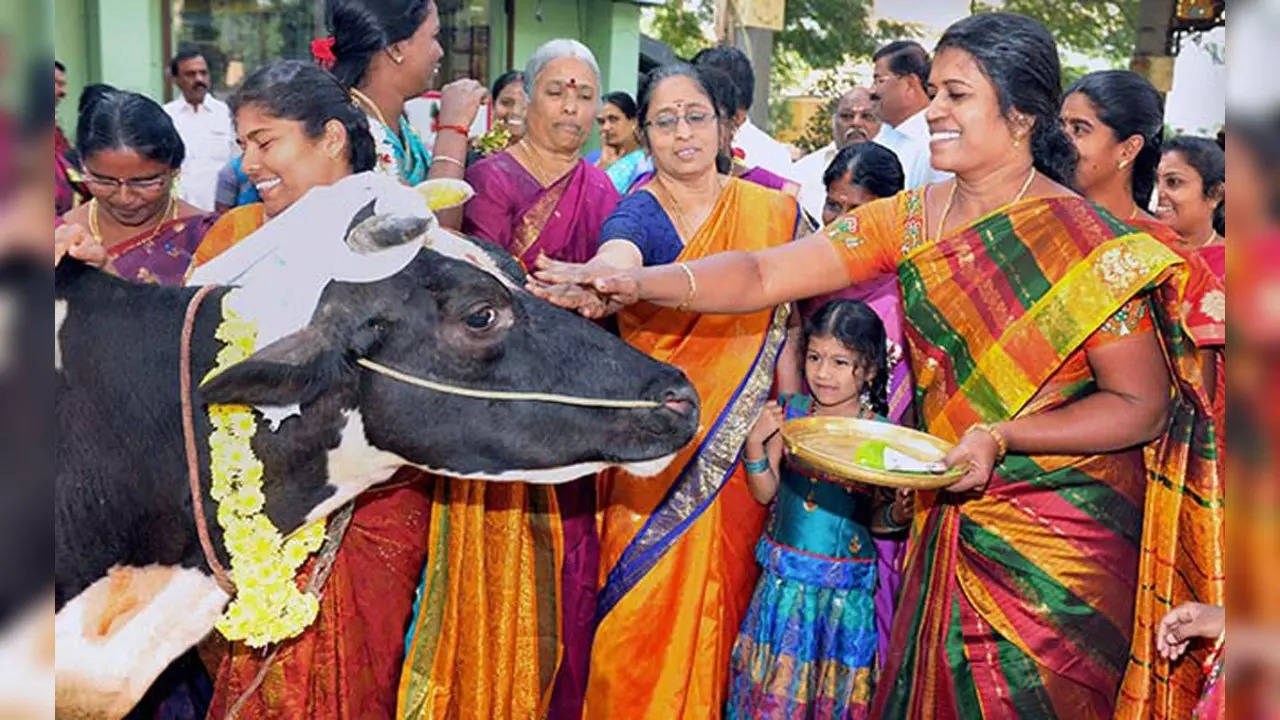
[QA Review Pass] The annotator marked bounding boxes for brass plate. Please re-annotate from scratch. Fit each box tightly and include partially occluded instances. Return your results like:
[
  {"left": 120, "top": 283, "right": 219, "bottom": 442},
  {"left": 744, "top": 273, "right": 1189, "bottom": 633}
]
[{"left": 780, "top": 416, "right": 965, "bottom": 490}]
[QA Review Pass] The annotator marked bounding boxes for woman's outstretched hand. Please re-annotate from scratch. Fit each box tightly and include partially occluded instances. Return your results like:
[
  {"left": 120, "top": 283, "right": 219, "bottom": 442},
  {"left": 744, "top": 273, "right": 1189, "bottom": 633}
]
[{"left": 527, "top": 254, "right": 641, "bottom": 318}]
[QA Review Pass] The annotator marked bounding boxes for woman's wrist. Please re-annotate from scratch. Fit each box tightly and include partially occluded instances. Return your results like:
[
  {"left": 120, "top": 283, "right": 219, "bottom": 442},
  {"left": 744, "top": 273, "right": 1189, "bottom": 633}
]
[{"left": 966, "top": 422, "right": 1008, "bottom": 462}]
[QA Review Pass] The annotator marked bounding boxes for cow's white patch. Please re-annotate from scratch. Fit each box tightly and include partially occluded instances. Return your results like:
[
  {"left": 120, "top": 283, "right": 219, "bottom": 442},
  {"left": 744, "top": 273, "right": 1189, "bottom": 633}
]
[
  {"left": 308, "top": 410, "right": 404, "bottom": 524},
  {"left": 54, "top": 298, "right": 67, "bottom": 371},
  {"left": 408, "top": 452, "right": 679, "bottom": 485},
  {"left": 55, "top": 565, "right": 228, "bottom": 719}
]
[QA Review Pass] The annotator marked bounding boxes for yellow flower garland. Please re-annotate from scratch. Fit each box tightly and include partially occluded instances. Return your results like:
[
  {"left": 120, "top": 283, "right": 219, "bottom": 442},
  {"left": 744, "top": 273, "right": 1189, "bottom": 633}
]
[{"left": 203, "top": 293, "right": 327, "bottom": 648}]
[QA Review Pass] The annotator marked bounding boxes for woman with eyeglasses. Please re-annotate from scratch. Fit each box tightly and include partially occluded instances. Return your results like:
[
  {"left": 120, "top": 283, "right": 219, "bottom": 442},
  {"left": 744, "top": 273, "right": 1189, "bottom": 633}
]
[
  {"left": 57, "top": 89, "right": 218, "bottom": 285},
  {"left": 533, "top": 62, "right": 801, "bottom": 718}
]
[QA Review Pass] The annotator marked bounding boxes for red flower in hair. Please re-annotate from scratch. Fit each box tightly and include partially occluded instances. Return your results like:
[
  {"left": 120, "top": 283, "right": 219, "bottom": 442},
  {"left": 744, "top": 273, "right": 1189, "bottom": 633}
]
[
  {"left": 732, "top": 146, "right": 746, "bottom": 160},
  {"left": 311, "top": 37, "right": 337, "bottom": 70}
]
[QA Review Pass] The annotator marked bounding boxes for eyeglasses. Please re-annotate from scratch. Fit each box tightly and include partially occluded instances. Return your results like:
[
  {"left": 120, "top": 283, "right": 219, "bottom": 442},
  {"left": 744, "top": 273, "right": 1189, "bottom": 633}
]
[
  {"left": 645, "top": 110, "right": 717, "bottom": 134},
  {"left": 82, "top": 171, "right": 172, "bottom": 193}
]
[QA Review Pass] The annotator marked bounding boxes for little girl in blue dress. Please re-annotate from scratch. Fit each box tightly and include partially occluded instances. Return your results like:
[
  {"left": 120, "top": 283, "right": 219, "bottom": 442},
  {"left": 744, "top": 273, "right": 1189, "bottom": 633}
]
[{"left": 727, "top": 299, "right": 912, "bottom": 719}]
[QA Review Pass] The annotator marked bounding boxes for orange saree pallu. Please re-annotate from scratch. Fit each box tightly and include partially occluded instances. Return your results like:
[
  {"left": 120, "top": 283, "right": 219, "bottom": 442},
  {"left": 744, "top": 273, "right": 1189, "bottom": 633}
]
[
  {"left": 584, "top": 180, "right": 797, "bottom": 720},
  {"left": 396, "top": 480, "right": 564, "bottom": 720},
  {"left": 395, "top": 155, "right": 618, "bottom": 720},
  {"left": 822, "top": 192, "right": 1223, "bottom": 719}
]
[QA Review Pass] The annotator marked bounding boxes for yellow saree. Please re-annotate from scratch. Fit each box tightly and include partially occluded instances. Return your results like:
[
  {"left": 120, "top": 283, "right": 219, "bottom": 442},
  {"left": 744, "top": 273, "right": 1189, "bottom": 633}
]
[{"left": 584, "top": 179, "right": 798, "bottom": 719}]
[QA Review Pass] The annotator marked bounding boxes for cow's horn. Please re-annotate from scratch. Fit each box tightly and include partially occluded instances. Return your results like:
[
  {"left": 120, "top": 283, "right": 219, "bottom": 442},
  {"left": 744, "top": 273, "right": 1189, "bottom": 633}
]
[{"left": 345, "top": 214, "right": 432, "bottom": 254}]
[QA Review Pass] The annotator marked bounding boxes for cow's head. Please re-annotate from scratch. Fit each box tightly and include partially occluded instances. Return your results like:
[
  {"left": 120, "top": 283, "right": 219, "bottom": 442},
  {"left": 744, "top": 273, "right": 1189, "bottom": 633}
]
[{"left": 199, "top": 226, "right": 698, "bottom": 488}]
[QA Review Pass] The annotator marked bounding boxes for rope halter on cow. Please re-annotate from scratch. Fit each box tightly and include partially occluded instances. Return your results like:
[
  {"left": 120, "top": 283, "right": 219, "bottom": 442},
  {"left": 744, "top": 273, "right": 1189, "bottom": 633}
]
[{"left": 355, "top": 358, "right": 663, "bottom": 409}]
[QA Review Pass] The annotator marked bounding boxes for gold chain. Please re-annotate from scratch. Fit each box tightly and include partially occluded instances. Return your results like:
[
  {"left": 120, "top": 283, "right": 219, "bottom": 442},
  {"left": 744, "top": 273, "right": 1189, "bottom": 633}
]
[
  {"left": 653, "top": 174, "right": 726, "bottom": 242},
  {"left": 349, "top": 87, "right": 391, "bottom": 130},
  {"left": 89, "top": 193, "right": 177, "bottom": 248},
  {"left": 934, "top": 166, "right": 1036, "bottom": 244},
  {"left": 513, "top": 139, "right": 556, "bottom": 187},
  {"left": 1188, "top": 228, "right": 1222, "bottom": 249}
]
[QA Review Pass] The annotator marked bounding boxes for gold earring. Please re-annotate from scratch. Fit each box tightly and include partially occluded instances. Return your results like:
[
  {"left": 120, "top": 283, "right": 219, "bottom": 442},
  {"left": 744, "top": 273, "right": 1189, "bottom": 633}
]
[
  {"left": 386, "top": 47, "right": 404, "bottom": 65},
  {"left": 1012, "top": 134, "right": 1021, "bottom": 148},
  {"left": 1118, "top": 159, "right": 1131, "bottom": 170}
]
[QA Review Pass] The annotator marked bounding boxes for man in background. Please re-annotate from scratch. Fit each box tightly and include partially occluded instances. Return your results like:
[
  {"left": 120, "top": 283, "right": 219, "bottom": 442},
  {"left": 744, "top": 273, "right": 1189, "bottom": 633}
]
[
  {"left": 53, "top": 59, "right": 88, "bottom": 215},
  {"left": 693, "top": 45, "right": 795, "bottom": 181},
  {"left": 793, "top": 87, "right": 932, "bottom": 219},
  {"left": 871, "top": 40, "right": 949, "bottom": 183},
  {"left": 163, "top": 47, "right": 236, "bottom": 211}
]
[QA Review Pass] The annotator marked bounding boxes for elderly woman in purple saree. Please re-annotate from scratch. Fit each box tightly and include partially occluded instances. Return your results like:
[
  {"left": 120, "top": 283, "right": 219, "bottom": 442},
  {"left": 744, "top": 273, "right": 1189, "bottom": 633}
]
[
  {"left": 397, "top": 40, "right": 619, "bottom": 720},
  {"left": 463, "top": 150, "right": 617, "bottom": 266}
]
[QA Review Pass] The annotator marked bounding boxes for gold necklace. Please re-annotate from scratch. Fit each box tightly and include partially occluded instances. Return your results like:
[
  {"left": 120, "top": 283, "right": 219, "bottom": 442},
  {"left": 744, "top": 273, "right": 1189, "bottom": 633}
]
[
  {"left": 1192, "top": 228, "right": 1222, "bottom": 249},
  {"left": 349, "top": 87, "right": 391, "bottom": 130},
  {"left": 934, "top": 166, "right": 1036, "bottom": 244},
  {"left": 515, "top": 139, "right": 572, "bottom": 188},
  {"left": 654, "top": 174, "right": 724, "bottom": 241},
  {"left": 89, "top": 194, "right": 177, "bottom": 249},
  {"left": 1127, "top": 204, "right": 1141, "bottom": 220}
]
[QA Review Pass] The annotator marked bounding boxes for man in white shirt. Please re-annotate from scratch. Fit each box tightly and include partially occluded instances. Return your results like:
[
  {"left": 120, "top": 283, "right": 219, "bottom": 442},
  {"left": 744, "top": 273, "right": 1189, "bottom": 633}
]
[
  {"left": 164, "top": 49, "right": 237, "bottom": 211},
  {"left": 871, "top": 40, "right": 950, "bottom": 184},
  {"left": 692, "top": 45, "right": 795, "bottom": 181},
  {"left": 794, "top": 87, "right": 933, "bottom": 219}
]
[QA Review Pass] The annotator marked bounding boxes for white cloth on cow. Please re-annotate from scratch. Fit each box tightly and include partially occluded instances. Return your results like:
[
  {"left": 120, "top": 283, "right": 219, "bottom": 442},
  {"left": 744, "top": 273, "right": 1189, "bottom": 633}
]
[{"left": 187, "top": 171, "right": 434, "bottom": 426}]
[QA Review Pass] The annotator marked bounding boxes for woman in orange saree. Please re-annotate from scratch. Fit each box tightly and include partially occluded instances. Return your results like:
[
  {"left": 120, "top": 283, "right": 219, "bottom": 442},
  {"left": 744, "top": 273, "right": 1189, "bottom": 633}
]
[
  {"left": 395, "top": 40, "right": 618, "bottom": 720},
  {"left": 532, "top": 63, "right": 798, "bottom": 719},
  {"left": 193, "top": 61, "right": 436, "bottom": 719},
  {"left": 532, "top": 14, "right": 1223, "bottom": 720}
]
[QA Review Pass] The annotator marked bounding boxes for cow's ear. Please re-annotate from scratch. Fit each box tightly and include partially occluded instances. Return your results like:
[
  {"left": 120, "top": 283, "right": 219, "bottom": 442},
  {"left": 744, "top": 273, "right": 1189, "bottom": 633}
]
[
  {"left": 345, "top": 213, "right": 431, "bottom": 254},
  {"left": 199, "top": 326, "right": 348, "bottom": 407}
]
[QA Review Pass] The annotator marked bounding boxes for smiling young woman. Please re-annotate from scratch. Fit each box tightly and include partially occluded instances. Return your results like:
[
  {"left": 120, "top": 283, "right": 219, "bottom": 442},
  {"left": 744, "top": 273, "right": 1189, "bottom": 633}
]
[{"left": 185, "top": 61, "right": 437, "bottom": 720}]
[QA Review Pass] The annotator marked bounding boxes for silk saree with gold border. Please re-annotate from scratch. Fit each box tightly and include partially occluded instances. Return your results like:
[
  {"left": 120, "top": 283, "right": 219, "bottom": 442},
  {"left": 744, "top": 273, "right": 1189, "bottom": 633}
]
[
  {"left": 583, "top": 179, "right": 798, "bottom": 719},
  {"left": 822, "top": 189, "right": 1223, "bottom": 719}
]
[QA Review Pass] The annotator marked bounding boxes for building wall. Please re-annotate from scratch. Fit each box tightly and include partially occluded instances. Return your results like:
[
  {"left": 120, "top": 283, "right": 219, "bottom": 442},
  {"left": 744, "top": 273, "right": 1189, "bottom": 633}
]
[
  {"left": 55, "top": 0, "right": 166, "bottom": 129},
  {"left": 2, "top": 0, "right": 51, "bottom": 111},
  {"left": 509, "top": 0, "right": 637, "bottom": 96}
]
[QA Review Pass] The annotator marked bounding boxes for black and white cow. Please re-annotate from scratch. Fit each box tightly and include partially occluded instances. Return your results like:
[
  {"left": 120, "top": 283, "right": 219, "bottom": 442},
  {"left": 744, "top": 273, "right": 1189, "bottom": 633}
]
[{"left": 53, "top": 229, "right": 698, "bottom": 717}]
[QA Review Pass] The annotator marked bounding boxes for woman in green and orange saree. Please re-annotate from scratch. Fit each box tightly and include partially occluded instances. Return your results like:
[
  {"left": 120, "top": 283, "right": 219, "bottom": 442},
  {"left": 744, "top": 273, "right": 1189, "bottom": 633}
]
[{"left": 532, "top": 13, "right": 1223, "bottom": 720}]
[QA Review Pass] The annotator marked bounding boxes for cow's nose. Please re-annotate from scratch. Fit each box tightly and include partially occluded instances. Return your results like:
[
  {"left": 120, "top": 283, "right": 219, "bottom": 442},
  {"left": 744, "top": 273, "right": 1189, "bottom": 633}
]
[{"left": 657, "top": 384, "right": 698, "bottom": 420}]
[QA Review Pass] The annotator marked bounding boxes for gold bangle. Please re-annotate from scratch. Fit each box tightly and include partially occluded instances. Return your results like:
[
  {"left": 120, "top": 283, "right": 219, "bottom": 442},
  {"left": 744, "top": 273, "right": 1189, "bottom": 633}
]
[
  {"left": 431, "top": 154, "right": 465, "bottom": 170},
  {"left": 675, "top": 262, "right": 697, "bottom": 311},
  {"left": 968, "top": 423, "right": 1008, "bottom": 462}
]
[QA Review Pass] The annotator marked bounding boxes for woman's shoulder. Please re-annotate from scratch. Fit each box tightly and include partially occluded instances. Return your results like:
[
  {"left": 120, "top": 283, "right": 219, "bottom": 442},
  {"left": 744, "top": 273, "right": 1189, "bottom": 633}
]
[
  {"left": 614, "top": 188, "right": 663, "bottom": 211},
  {"left": 730, "top": 175, "right": 797, "bottom": 207},
  {"left": 578, "top": 158, "right": 622, "bottom": 196}
]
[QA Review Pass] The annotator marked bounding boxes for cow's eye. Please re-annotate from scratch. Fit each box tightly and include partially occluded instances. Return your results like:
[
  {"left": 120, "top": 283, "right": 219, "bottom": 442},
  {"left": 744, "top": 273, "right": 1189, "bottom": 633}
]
[{"left": 464, "top": 306, "right": 497, "bottom": 330}]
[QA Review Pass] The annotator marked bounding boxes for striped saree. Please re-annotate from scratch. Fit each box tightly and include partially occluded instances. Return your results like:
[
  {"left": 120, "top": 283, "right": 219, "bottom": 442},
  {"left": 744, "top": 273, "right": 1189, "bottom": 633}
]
[
  {"left": 584, "top": 180, "right": 797, "bottom": 719},
  {"left": 397, "top": 158, "right": 618, "bottom": 720},
  {"left": 823, "top": 190, "right": 1223, "bottom": 719}
]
